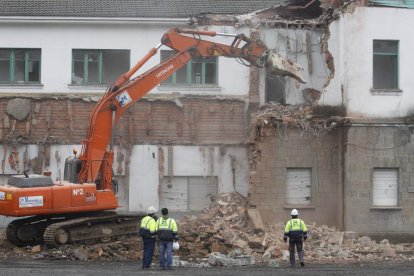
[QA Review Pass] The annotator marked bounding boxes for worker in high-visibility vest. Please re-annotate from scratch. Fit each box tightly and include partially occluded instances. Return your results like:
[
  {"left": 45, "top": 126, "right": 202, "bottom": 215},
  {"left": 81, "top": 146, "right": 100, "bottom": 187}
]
[
  {"left": 284, "top": 208, "right": 308, "bottom": 267},
  {"left": 156, "top": 208, "right": 178, "bottom": 270},
  {"left": 139, "top": 206, "right": 157, "bottom": 269}
]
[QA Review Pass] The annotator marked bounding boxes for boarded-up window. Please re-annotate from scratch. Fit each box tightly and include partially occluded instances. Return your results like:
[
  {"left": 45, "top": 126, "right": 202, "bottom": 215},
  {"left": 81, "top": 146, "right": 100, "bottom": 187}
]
[
  {"left": 373, "top": 168, "right": 398, "bottom": 207},
  {"left": 159, "top": 177, "right": 188, "bottom": 211},
  {"left": 286, "top": 168, "right": 311, "bottom": 205},
  {"left": 189, "top": 177, "right": 217, "bottom": 211},
  {"left": 159, "top": 176, "right": 218, "bottom": 211}
]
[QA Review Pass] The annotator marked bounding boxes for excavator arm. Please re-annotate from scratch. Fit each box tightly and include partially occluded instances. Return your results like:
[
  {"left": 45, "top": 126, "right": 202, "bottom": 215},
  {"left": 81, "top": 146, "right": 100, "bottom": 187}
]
[{"left": 77, "top": 28, "right": 305, "bottom": 186}]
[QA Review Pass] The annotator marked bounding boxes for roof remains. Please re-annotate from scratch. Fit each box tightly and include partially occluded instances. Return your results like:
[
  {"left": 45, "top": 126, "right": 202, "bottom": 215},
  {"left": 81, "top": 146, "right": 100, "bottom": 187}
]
[{"left": 0, "top": 0, "right": 288, "bottom": 18}]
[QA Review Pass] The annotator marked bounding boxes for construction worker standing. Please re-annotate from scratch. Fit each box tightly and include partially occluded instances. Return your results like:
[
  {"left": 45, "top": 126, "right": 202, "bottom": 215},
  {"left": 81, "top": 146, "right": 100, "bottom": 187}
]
[
  {"left": 283, "top": 208, "right": 308, "bottom": 267},
  {"left": 139, "top": 206, "right": 158, "bottom": 269},
  {"left": 156, "top": 208, "right": 178, "bottom": 270}
]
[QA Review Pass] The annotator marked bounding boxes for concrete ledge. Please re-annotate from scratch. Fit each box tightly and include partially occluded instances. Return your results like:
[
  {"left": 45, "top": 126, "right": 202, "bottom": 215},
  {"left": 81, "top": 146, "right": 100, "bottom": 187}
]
[
  {"left": 359, "top": 232, "right": 414, "bottom": 243},
  {"left": 370, "top": 207, "right": 403, "bottom": 211}
]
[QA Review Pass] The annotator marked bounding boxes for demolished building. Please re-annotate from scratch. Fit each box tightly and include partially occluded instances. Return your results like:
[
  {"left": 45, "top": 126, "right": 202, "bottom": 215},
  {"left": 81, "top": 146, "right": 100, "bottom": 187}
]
[{"left": 0, "top": 0, "right": 414, "bottom": 241}]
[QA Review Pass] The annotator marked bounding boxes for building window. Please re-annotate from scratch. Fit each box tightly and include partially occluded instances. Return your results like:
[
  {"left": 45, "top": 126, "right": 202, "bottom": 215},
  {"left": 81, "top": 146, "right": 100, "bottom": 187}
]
[
  {"left": 0, "top": 49, "right": 41, "bottom": 84},
  {"left": 265, "top": 73, "right": 286, "bottom": 103},
  {"left": 160, "top": 50, "right": 218, "bottom": 86},
  {"left": 72, "top": 49, "right": 130, "bottom": 85},
  {"left": 286, "top": 168, "right": 311, "bottom": 205},
  {"left": 373, "top": 168, "right": 398, "bottom": 207},
  {"left": 373, "top": 40, "right": 399, "bottom": 90}
]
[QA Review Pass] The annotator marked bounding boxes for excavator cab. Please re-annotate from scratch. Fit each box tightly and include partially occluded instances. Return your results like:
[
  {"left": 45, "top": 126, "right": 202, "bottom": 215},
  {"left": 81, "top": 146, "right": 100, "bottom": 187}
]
[{"left": 63, "top": 156, "right": 82, "bottom": 184}]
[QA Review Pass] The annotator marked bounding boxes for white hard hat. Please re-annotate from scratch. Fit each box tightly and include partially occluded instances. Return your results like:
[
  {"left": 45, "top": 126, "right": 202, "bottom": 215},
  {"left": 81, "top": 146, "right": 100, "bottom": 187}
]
[
  {"left": 147, "top": 206, "right": 157, "bottom": 214},
  {"left": 291, "top": 209, "right": 298, "bottom": 216},
  {"left": 173, "top": 241, "right": 180, "bottom": 251}
]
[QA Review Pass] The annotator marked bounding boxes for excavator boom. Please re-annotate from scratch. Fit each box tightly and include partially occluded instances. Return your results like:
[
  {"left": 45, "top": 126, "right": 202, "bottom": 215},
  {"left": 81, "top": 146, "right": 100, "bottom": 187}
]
[{"left": 78, "top": 28, "right": 305, "bottom": 185}]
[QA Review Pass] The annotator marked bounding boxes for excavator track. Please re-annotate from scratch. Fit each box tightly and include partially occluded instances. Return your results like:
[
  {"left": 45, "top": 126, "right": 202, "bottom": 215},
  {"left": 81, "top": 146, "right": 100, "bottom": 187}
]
[
  {"left": 6, "top": 212, "right": 144, "bottom": 247},
  {"left": 6, "top": 216, "right": 60, "bottom": 247},
  {"left": 43, "top": 212, "right": 142, "bottom": 247}
]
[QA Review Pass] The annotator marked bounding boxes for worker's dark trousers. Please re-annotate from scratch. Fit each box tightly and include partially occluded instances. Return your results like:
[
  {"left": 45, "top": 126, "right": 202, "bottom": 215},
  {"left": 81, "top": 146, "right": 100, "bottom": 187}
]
[
  {"left": 142, "top": 237, "right": 155, "bottom": 268},
  {"left": 289, "top": 238, "right": 304, "bottom": 265}
]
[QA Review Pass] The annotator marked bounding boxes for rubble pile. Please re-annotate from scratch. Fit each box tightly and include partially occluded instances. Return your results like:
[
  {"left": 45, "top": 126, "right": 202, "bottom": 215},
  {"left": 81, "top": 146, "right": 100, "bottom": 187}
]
[
  {"left": 0, "top": 192, "right": 413, "bottom": 264},
  {"left": 177, "top": 192, "right": 414, "bottom": 264}
]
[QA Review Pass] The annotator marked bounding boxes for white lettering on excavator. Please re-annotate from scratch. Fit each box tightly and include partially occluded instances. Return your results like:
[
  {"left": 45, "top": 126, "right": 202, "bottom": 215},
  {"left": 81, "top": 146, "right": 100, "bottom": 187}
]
[
  {"left": 156, "top": 64, "right": 174, "bottom": 79},
  {"left": 73, "top": 188, "right": 84, "bottom": 196}
]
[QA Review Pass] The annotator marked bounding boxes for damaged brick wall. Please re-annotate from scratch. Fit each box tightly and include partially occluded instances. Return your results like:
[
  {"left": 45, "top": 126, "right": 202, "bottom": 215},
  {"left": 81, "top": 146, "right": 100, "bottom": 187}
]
[{"left": 0, "top": 97, "right": 247, "bottom": 146}]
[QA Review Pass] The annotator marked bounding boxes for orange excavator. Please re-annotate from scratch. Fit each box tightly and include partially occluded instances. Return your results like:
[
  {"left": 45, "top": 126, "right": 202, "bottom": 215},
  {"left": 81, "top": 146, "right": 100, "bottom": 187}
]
[{"left": 0, "top": 28, "right": 305, "bottom": 247}]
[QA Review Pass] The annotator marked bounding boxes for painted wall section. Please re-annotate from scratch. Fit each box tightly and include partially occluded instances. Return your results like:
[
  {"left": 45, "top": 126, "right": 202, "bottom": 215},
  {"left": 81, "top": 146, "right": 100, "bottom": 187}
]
[
  {"left": 130, "top": 145, "right": 249, "bottom": 212},
  {"left": 325, "top": 7, "right": 414, "bottom": 117},
  {"left": 129, "top": 145, "right": 160, "bottom": 212},
  {"left": 0, "top": 22, "right": 250, "bottom": 96}
]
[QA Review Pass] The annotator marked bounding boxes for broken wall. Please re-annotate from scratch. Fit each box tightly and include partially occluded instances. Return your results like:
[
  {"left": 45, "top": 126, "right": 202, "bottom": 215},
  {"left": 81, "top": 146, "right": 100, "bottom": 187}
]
[
  {"left": 250, "top": 127, "right": 342, "bottom": 227},
  {"left": 260, "top": 26, "right": 329, "bottom": 106}
]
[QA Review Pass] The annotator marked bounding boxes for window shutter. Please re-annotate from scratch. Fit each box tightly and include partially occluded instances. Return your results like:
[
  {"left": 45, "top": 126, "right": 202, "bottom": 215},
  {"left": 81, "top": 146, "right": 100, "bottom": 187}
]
[
  {"left": 373, "top": 168, "right": 398, "bottom": 206},
  {"left": 286, "top": 168, "right": 312, "bottom": 205}
]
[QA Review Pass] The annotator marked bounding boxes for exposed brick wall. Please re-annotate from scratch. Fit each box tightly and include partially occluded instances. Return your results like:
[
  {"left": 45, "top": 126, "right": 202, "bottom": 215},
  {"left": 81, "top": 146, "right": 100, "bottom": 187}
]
[
  {"left": 0, "top": 97, "right": 247, "bottom": 146},
  {"left": 250, "top": 127, "right": 341, "bottom": 227}
]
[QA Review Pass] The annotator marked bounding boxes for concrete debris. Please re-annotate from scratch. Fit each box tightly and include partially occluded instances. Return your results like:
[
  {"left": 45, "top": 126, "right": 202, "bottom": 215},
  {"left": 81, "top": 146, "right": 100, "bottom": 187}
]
[
  {"left": 208, "top": 250, "right": 255, "bottom": 267},
  {"left": 247, "top": 208, "right": 265, "bottom": 233}
]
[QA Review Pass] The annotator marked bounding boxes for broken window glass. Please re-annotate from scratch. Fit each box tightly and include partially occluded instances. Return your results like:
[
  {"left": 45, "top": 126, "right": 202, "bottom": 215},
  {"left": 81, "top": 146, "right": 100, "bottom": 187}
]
[
  {"left": 160, "top": 50, "right": 217, "bottom": 86},
  {"left": 72, "top": 49, "right": 129, "bottom": 85},
  {"left": 373, "top": 40, "right": 398, "bottom": 90},
  {"left": 0, "top": 48, "right": 41, "bottom": 84}
]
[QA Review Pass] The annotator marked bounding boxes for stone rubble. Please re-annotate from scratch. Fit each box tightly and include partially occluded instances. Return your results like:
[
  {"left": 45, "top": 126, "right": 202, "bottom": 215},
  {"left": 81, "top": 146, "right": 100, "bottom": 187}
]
[{"left": 0, "top": 192, "right": 413, "bottom": 265}]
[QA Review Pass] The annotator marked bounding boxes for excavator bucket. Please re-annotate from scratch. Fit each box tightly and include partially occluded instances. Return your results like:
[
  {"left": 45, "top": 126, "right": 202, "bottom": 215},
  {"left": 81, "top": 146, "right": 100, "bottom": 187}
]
[{"left": 265, "top": 51, "right": 306, "bottom": 84}]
